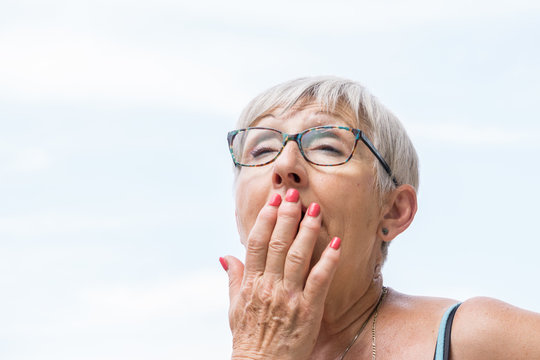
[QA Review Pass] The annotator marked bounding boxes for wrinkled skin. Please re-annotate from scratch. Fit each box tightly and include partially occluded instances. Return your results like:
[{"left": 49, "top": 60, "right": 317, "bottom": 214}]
[
  {"left": 221, "top": 102, "right": 540, "bottom": 360},
  {"left": 228, "top": 193, "right": 341, "bottom": 359},
  {"left": 223, "top": 103, "right": 388, "bottom": 359}
]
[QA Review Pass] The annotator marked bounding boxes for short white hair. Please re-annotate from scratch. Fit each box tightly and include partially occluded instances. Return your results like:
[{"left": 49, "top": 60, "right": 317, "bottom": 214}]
[{"left": 235, "top": 76, "right": 419, "bottom": 259}]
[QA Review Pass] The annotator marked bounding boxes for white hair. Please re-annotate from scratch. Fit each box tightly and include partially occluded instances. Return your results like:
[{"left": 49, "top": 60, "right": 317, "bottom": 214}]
[{"left": 234, "top": 76, "right": 419, "bottom": 259}]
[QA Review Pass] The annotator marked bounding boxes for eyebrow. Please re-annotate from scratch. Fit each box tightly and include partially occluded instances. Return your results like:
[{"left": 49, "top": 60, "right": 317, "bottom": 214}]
[
  {"left": 250, "top": 113, "right": 275, "bottom": 126},
  {"left": 312, "top": 110, "right": 355, "bottom": 128},
  {"left": 314, "top": 110, "right": 344, "bottom": 118}
]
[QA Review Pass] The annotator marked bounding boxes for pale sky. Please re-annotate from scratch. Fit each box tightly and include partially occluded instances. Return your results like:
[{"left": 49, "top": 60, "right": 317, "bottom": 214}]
[{"left": 1, "top": 1, "right": 539, "bottom": 359}]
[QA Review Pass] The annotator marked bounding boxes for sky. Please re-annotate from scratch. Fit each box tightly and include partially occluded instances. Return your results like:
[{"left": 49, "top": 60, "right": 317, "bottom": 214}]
[{"left": 0, "top": 1, "right": 539, "bottom": 359}]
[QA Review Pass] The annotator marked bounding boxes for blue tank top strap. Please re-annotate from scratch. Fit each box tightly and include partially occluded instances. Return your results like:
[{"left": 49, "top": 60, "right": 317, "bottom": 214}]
[{"left": 433, "top": 302, "right": 462, "bottom": 360}]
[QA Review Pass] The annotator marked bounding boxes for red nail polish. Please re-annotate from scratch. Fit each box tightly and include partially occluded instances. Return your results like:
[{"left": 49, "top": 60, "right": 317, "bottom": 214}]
[
  {"left": 268, "top": 194, "right": 282, "bottom": 207},
  {"left": 307, "top": 203, "right": 320, "bottom": 217},
  {"left": 285, "top": 188, "right": 299, "bottom": 202},
  {"left": 330, "top": 237, "right": 341, "bottom": 250},
  {"left": 219, "top": 257, "right": 228, "bottom": 271}
]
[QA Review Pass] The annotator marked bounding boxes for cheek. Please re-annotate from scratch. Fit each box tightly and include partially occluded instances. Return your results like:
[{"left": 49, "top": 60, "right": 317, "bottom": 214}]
[
  {"left": 323, "top": 173, "right": 379, "bottom": 237},
  {"left": 234, "top": 174, "right": 268, "bottom": 244},
  {"left": 234, "top": 209, "right": 246, "bottom": 246},
  {"left": 234, "top": 191, "right": 251, "bottom": 245}
]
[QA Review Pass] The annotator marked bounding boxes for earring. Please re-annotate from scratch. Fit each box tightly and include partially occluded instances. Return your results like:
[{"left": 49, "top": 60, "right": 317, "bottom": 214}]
[{"left": 382, "top": 228, "right": 389, "bottom": 236}]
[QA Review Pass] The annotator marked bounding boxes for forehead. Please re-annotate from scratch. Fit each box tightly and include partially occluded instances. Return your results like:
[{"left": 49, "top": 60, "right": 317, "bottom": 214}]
[{"left": 250, "top": 102, "right": 359, "bottom": 131}]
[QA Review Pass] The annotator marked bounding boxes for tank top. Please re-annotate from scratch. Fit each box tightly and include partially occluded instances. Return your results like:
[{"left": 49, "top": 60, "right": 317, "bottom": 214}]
[{"left": 433, "top": 303, "right": 461, "bottom": 360}]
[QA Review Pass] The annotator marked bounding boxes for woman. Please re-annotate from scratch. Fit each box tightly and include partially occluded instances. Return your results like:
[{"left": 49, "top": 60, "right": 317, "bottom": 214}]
[{"left": 219, "top": 76, "right": 540, "bottom": 359}]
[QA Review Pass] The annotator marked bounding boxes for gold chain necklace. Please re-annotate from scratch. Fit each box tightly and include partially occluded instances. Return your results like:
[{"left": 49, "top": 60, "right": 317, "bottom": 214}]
[{"left": 338, "top": 287, "right": 387, "bottom": 360}]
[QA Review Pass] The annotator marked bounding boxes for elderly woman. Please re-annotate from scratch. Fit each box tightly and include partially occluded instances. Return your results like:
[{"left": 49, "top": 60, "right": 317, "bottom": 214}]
[{"left": 219, "top": 76, "right": 540, "bottom": 359}]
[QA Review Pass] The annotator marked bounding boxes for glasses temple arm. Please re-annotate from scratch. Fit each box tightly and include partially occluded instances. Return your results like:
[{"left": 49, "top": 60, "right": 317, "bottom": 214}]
[{"left": 358, "top": 132, "right": 399, "bottom": 187}]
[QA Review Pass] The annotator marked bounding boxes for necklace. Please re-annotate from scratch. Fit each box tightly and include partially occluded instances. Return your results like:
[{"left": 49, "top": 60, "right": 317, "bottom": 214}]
[{"left": 338, "top": 286, "right": 387, "bottom": 360}]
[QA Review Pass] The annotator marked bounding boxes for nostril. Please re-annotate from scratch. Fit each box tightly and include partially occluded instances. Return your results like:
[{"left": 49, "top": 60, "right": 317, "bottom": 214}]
[
  {"left": 273, "top": 173, "right": 283, "bottom": 185},
  {"left": 291, "top": 173, "right": 301, "bottom": 183}
]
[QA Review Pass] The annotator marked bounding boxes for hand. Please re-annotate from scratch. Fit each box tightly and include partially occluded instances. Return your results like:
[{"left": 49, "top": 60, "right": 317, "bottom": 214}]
[{"left": 221, "top": 189, "right": 342, "bottom": 360}]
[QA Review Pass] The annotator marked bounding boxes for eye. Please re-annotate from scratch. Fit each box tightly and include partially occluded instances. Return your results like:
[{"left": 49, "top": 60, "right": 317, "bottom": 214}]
[
  {"left": 311, "top": 144, "right": 344, "bottom": 155},
  {"left": 250, "top": 145, "right": 279, "bottom": 158},
  {"left": 305, "top": 137, "right": 347, "bottom": 157}
]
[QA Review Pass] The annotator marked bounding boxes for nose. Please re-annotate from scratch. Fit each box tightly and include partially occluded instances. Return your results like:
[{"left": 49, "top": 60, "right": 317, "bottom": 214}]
[{"left": 272, "top": 141, "right": 309, "bottom": 188}]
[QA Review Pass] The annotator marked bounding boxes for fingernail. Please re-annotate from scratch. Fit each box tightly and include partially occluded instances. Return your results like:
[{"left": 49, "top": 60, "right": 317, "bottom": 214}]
[
  {"left": 268, "top": 194, "right": 282, "bottom": 207},
  {"left": 219, "top": 257, "right": 228, "bottom": 271},
  {"left": 329, "top": 237, "right": 341, "bottom": 250},
  {"left": 285, "top": 188, "right": 299, "bottom": 202},
  {"left": 307, "top": 202, "right": 320, "bottom": 217}
]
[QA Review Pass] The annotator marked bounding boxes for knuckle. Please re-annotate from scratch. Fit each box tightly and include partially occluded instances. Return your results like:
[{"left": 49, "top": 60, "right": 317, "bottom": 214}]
[
  {"left": 239, "top": 279, "right": 273, "bottom": 306},
  {"left": 258, "top": 282, "right": 274, "bottom": 304},
  {"left": 286, "top": 295, "right": 303, "bottom": 316},
  {"left": 246, "top": 234, "right": 267, "bottom": 253},
  {"left": 241, "top": 278, "right": 274, "bottom": 307},
  {"left": 257, "top": 205, "right": 277, "bottom": 222},
  {"left": 308, "top": 269, "right": 327, "bottom": 287},
  {"left": 268, "top": 237, "right": 290, "bottom": 253},
  {"left": 301, "top": 218, "right": 320, "bottom": 232},
  {"left": 287, "top": 249, "right": 305, "bottom": 267},
  {"left": 277, "top": 203, "right": 300, "bottom": 221}
]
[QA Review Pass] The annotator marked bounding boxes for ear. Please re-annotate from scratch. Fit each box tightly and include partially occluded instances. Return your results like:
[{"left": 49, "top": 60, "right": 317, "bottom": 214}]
[{"left": 379, "top": 184, "right": 417, "bottom": 242}]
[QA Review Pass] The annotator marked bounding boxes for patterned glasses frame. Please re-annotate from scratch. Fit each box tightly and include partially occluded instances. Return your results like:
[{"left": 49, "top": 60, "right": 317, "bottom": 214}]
[{"left": 227, "top": 125, "right": 398, "bottom": 186}]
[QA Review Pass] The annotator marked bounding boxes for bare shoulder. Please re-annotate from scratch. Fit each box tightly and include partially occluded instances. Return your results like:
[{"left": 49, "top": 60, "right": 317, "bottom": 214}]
[
  {"left": 384, "top": 288, "right": 459, "bottom": 322},
  {"left": 380, "top": 290, "right": 540, "bottom": 360},
  {"left": 450, "top": 297, "right": 540, "bottom": 360},
  {"left": 378, "top": 289, "right": 461, "bottom": 358}
]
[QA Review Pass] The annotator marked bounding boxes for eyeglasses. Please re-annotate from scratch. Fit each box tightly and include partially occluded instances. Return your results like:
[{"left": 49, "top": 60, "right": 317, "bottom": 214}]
[{"left": 227, "top": 125, "right": 398, "bottom": 186}]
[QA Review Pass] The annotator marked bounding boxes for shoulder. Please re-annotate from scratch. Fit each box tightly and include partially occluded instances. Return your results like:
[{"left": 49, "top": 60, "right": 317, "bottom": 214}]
[
  {"left": 382, "top": 290, "right": 540, "bottom": 359},
  {"left": 378, "top": 289, "right": 461, "bottom": 357},
  {"left": 450, "top": 297, "right": 540, "bottom": 360},
  {"left": 384, "top": 288, "right": 459, "bottom": 323}
]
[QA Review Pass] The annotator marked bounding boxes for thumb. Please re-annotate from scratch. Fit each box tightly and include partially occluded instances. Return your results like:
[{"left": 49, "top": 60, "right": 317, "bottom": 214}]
[{"left": 219, "top": 255, "right": 244, "bottom": 302}]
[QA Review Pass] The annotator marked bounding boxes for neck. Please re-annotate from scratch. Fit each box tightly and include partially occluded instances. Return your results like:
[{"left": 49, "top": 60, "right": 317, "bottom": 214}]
[{"left": 311, "top": 278, "right": 384, "bottom": 360}]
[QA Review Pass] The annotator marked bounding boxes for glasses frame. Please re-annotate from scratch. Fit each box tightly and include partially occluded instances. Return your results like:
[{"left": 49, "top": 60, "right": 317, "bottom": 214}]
[{"left": 227, "top": 125, "right": 398, "bottom": 186}]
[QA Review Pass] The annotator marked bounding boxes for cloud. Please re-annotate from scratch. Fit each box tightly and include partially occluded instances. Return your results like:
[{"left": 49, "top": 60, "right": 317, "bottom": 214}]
[
  {"left": 99, "top": 0, "right": 540, "bottom": 33},
  {"left": 5, "top": 147, "right": 52, "bottom": 173},
  {"left": 0, "top": 212, "right": 124, "bottom": 236},
  {"left": 0, "top": 267, "right": 232, "bottom": 360},
  {"left": 209, "top": 0, "right": 539, "bottom": 28},
  {"left": 407, "top": 122, "right": 540, "bottom": 146},
  {"left": 0, "top": 210, "right": 146, "bottom": 236},
  {"left": 0, "top": 29, "right": 249, "bottom": 115},
  {"left": 78, "top": 269, "right": 228, "bottom": 324},
  {"left": 1, "top": 0, "right": 538, "bottom": 116}
]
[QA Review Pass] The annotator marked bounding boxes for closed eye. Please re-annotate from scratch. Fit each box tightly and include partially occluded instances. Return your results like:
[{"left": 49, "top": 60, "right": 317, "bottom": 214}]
[
  {"left": 311, "top": 144, "right": 344, "bottom": 155},
  {"left": 250, "top": 146, "right": 279, "bottom": 158}
]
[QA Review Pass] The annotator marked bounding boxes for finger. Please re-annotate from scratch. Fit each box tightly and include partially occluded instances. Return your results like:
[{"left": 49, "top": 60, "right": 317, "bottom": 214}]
[
  {"left": 303, "top": 237, "right": 341, "bottom": 307},
  {"left": 283, "top": 202, "right": 321, "bottom": 289},
  {"left": 243, "top": 194, "right": 281, "bottom": 278},
  {"left": 220, "top": 255, "right": 244, "bottom": 303},
  {"left": 264, "top": 188, "right": 301, "bottom": 276}
]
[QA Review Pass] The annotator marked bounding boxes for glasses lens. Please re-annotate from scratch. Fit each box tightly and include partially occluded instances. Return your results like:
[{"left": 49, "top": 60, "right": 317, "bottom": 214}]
[
  {"left": 231, "top": 128, "right": 283, "bottom": 166},
  {"left": 301, "top": 127, "right": 356, "bottom": 165}
]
